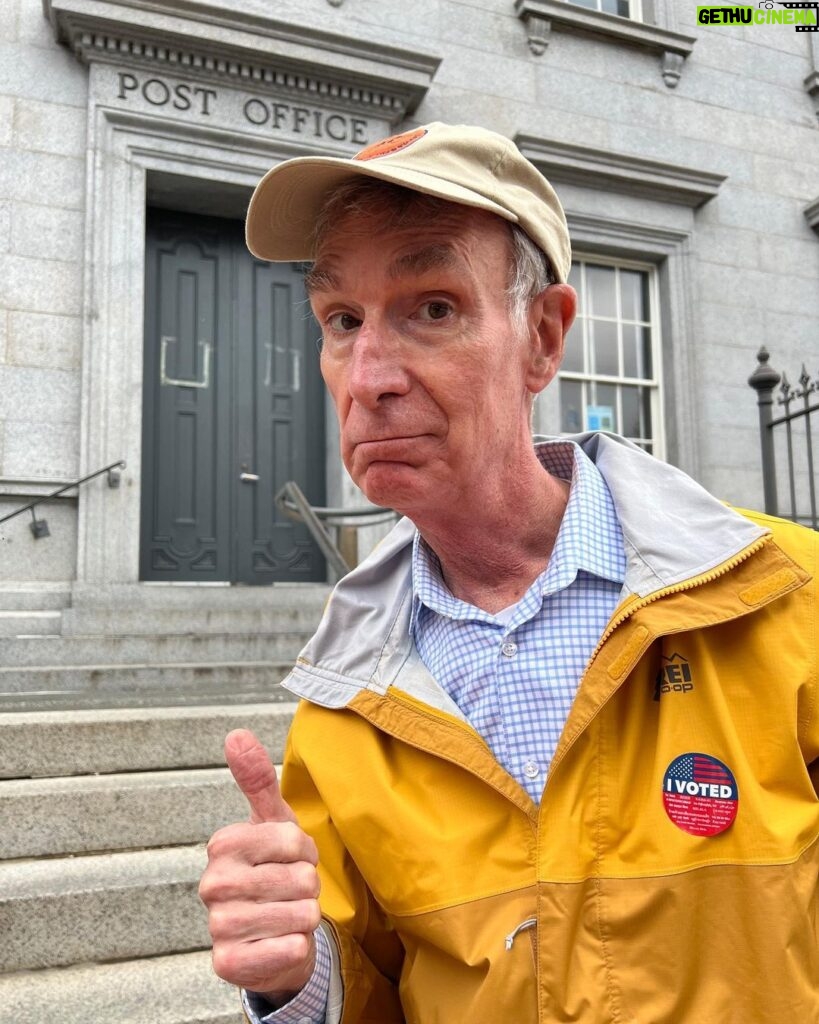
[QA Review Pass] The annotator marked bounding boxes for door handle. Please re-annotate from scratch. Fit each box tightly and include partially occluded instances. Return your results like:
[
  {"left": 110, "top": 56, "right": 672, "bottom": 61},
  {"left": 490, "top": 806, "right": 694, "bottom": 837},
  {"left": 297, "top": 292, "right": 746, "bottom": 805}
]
[
  {"left": 240, "top": 472, "right": 260, "bottom": 482},
  {"left": 160, "top": 337, "right": 212, "bottom": 389}
]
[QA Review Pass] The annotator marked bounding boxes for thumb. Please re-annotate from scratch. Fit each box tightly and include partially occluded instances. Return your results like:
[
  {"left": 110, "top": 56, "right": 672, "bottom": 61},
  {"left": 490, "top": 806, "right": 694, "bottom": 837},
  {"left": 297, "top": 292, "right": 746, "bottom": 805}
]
[{"left": 225, "top": 728, "right": 296, "bottom": 825}]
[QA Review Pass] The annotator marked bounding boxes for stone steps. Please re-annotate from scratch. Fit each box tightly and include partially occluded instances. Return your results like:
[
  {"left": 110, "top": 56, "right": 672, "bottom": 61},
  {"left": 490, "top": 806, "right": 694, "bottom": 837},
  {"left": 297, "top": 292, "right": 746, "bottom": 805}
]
[
  {"left": 0, "top": 703, "right": 297, "bottom": 1018},
  {"left": 0, "top": 631, "right": 309, "bottom": 667},
  {"left": 0, "top": 584, "right": 72, "bottom": 612},
  {"left": 0, "top": 950, "right": 242, "bottom": 1024},
  {"left": 61, "top": 605, "right": 326, "bottom": 636},
  {"left": 0, "top": 703, "right": 294, "bottom": 778},
  {"left": 0, "top": 583, "right": 323, "bottom": 710},
  {"left": 0, "top": 610, "right": 62, "bottom": 636},
  {"left": 0, "top": 661, "right": 296, "bottom": 710},
  {"left": 0, "top": 767, "right": 247, "bottom": 858},
  {"left": 1, "top": 845, "right": 209, "bottom": 973}
]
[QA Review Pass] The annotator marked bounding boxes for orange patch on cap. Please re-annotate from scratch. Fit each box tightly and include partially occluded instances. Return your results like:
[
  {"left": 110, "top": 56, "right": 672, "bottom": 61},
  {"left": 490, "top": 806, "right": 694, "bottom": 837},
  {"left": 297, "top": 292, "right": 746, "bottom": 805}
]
[{"left": 354, "top": 128, "right": 427, "bottom": 162}]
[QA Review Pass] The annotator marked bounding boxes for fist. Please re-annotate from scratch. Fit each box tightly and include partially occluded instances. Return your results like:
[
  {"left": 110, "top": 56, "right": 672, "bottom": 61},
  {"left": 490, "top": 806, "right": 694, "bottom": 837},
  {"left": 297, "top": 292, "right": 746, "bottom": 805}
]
[{"left": 199, "top": 729, "right": 321, "bottom": 1005}]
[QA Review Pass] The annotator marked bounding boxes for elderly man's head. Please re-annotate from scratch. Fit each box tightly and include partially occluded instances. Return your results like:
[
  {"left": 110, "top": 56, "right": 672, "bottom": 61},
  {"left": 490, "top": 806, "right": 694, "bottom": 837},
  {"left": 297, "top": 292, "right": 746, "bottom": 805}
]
[
  {"left": 245, "top": 123, "right": 576, "bottom": 522},
  {"left": 307, "top": 179, "right": 556, "bottom": 332}
]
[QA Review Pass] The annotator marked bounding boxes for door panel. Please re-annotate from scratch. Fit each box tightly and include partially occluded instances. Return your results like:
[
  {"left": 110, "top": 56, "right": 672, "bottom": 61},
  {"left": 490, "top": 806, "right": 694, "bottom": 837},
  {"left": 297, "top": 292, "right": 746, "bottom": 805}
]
[
  {"left": 141, "top": 210, "right": 325, "bottom": 583},
  {"left": 235, "top": 256, "right": 326, "bottom": 582}
]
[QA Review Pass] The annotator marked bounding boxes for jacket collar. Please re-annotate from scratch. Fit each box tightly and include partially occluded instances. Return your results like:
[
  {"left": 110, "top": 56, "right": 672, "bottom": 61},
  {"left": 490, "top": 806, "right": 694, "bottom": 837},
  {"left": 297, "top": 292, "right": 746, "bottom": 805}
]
[{"left": 282, "top": 433, "right": 768, "bottom": 708}]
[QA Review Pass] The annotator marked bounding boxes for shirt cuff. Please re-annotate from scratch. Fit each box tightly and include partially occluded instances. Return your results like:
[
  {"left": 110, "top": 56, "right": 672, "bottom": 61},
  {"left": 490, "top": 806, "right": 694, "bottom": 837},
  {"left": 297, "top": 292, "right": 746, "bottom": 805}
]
[{"left": 242, "top": 927, "right": 332, "bottom": 1024}]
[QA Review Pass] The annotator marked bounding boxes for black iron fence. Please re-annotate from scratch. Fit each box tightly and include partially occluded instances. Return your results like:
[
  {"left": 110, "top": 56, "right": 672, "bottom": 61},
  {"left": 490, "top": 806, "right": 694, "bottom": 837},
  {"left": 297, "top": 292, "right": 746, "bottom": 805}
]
[{"left": 748, "top": 348, "right": 818, "bottom": 529}]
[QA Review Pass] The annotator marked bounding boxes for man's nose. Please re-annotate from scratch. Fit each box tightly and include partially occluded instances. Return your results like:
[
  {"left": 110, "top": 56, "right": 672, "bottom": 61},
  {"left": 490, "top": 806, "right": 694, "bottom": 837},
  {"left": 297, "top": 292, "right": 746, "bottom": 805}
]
[{"left": 346, "top": 319, "right": 411, "bottom": 408}]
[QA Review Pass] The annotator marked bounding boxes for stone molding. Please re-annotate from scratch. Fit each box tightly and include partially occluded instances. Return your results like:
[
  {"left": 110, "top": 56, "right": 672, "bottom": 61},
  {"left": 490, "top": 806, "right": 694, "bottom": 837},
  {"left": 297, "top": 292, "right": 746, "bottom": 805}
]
[
  {"left": 805, "top": 195, "right": 819, "bottom": 236},
  {"left": 806, "top": 33, "right": 819, "bottom": 122},
  {"left": 44, "top": 0, "right": 440, "bottom": 122},
  {"left": 515, "top": 134, "right": 726, "bottom": 209},
  {"left": 514, "top": 0, "right": 695, "bottom": 88},
  {"left": 805, "top": 71, "right": 819, "bottom": 123}
]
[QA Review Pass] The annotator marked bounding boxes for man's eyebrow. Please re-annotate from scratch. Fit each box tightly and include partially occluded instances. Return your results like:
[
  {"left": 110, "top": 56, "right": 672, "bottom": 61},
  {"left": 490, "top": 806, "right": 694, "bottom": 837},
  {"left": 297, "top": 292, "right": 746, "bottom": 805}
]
[
  {"left": 305, "top": 263, "right": 340, "bottom": 295},
  {"left": 305, "top": 244, "right": 459, "bottom": 295},
  {"left": 387, "top": 244, "right": 458, "bottom": 280}
]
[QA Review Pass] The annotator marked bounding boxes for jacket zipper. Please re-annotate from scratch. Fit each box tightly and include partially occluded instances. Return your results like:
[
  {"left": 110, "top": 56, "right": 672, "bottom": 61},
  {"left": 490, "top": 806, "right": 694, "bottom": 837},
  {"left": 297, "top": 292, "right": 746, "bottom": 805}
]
[
  {"left": 546, "top": 536, "right": 771, "bottom": 783},
  {"left": 588, "top": 536, "right": 771, "bottom": 664},
  {"left": 505, "top": 917, "right": 537, "bottom": 951}
]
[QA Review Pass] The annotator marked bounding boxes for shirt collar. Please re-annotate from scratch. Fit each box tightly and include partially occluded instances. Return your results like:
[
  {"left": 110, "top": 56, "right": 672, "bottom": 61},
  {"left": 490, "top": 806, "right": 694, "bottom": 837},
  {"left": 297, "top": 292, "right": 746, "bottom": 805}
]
[{"left": 409, "top": 440, "right": 625, "bottom": 632}]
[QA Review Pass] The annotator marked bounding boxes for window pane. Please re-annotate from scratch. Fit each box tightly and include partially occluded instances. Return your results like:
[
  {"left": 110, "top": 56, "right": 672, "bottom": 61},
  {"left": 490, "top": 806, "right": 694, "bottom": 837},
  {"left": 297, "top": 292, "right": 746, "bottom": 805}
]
[
  {"left": 622, "top": 324, "right": 652, "bottom": 379},
  {"left": 602, "top": 0, "right": 630, "bottom": 14},
  {"left": 591, "top": 382, "right": 618, "bottom": 432},
  {"left": 560, "top": 379, "right": 584, "bottom": 433},
  {"left": 587, "top": 265, "right": 617, "bottom": 319},
  {"left": 619, "top": 269, "right": 649, "bottom": 322},
  {"left": 563, "top": 321, "right": 584, "bottom": 373},
  {"left": 568, "top": 0, "right": 598, "bottom": 9},
  {"left": 621, "top": 385, "right": 653, "bottom": 439},
  {"left": 621, "top": 385, "right": 640, "bottom": 437},
  {"left": 590, "top": 319, "right": 618, "bottom": 377}
]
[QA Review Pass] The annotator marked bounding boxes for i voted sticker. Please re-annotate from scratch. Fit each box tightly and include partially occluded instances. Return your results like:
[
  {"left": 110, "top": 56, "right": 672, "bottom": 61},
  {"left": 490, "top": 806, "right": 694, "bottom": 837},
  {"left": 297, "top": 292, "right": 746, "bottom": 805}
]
[{"left": 662, "top": 752, "right": 738, "bottom": 837}]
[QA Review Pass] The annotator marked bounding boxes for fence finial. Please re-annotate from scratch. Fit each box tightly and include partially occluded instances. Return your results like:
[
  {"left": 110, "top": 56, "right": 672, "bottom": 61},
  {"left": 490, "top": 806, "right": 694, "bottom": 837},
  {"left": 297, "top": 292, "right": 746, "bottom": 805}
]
[
  {"left": 748, "top": 347, "right": 780, "bottom": 516},
  {"left": 748, "top": 346, "right": 781, "bottom": 393}
]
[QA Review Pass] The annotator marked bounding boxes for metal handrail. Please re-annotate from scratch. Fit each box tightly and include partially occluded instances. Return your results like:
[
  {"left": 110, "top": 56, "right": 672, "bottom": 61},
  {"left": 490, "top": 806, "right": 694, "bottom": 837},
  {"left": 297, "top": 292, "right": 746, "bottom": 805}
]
[
  {"left": 276, "top": 493, "right": 397, "bottom": 527},
  {"left": 0, "top": 460, "right": 126, "bottom": 530},
  {"left": 275, "top": 481, "right": 397, "bottom": 577}
]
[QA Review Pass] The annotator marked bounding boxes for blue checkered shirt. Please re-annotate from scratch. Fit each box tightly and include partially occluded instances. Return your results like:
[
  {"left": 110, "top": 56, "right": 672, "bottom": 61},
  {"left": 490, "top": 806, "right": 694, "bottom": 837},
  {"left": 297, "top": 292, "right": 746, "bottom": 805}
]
[
  {"left": 248, "top": 439, "right": 626, "bottom": 1022},
  {"left": 412, "top": 439, "right": 626, "bottom": 801}
]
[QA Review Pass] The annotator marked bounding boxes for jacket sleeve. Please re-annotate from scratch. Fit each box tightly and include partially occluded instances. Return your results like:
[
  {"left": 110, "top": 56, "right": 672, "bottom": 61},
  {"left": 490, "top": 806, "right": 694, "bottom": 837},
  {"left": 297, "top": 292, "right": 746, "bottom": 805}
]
[
  {"left": 796, "top": 527, "right": 819, "bottom": 798},
  {"left": 281, "top": 717, "right": 406, "bottom": 1024}
]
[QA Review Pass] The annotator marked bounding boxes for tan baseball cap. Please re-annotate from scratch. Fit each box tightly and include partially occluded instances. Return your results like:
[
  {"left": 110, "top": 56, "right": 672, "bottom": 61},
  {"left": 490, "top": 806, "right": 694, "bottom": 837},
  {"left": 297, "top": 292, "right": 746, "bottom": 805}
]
[{"left": 246, "top": 122, "right": 571, "bottom": 282}]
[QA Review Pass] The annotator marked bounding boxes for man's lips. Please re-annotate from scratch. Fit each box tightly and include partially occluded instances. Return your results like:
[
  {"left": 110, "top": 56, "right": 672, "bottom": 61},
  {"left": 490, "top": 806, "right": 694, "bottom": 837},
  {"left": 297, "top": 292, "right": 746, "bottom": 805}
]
[{"left": 351, "top": 435, "right": 429, "bottom": 462}]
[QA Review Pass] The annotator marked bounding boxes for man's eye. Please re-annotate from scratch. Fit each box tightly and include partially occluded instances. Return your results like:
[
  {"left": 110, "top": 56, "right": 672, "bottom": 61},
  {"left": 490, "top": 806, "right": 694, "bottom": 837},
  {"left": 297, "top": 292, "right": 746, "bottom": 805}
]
[
  {"left": 326, "top": 312, "right": 361, "bottom": 332},
  {"left": 417, "top": 301, "right": 452, "bottom": 321}
]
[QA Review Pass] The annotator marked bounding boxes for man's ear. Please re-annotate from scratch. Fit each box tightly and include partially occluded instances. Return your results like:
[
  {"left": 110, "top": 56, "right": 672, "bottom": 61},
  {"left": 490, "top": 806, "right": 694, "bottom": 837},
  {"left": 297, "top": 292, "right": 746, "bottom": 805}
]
[{"left": 524, "top": 283, "right": 577, "bottom": 397}]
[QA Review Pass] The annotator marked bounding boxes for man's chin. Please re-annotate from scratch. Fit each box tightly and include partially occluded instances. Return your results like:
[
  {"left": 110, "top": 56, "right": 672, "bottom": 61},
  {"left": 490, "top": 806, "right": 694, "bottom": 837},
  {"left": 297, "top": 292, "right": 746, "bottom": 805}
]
[{"left": 355, "top": 461, "right": 426, "bottom": 512}]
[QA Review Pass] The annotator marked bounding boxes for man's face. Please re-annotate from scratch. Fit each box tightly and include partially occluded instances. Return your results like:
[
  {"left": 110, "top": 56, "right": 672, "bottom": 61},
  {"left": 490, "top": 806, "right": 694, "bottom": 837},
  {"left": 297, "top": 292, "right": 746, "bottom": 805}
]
[{"left": 308, "top": 203, "right": 563, "bottom": 520}]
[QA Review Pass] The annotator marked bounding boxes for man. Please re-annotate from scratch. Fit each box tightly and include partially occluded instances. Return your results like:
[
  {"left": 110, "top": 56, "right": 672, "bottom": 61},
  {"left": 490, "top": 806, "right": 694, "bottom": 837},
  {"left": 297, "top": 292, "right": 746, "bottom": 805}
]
[{"left": 199, "top": 123, "right": 819, "bottom": 1023}]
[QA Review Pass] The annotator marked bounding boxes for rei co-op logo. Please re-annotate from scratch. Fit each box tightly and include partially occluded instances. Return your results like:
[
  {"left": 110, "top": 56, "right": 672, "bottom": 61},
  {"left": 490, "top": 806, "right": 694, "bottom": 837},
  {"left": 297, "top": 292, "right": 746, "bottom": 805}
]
[
  {"left": 653, "top": 653, "right": 694, "bottom": 701},
  {"left": 697, "top": 2, "right": 818, "bottom": 30}
]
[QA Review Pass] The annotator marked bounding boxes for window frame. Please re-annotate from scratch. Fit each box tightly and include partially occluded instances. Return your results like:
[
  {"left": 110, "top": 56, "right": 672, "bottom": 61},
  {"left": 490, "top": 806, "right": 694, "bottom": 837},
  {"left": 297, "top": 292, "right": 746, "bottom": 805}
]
[
  {"left": 561, "top": 0, "right": 644, "bottom": 20},
  {"left": 560, "top": 253, "right": 665, "bottom": 458},
  {"left": 514, "top": 0, "right": 696, "bottom": 87}
]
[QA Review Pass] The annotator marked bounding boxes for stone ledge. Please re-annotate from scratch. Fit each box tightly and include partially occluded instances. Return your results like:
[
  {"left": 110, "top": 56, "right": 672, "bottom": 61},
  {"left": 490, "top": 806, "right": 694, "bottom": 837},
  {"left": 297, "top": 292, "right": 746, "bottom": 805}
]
[
  {"left": 44, "top": 0, "right": 441, "bottom": 121},
  {"left": 515, "top": 134, "right": 726, "bottom": 209}
]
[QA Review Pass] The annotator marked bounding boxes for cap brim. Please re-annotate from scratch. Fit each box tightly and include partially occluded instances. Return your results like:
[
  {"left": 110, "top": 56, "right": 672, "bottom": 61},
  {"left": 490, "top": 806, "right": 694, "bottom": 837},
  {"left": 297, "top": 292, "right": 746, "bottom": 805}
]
[{"left": 246, "top": 156, "right": 520, "bottom": 261}]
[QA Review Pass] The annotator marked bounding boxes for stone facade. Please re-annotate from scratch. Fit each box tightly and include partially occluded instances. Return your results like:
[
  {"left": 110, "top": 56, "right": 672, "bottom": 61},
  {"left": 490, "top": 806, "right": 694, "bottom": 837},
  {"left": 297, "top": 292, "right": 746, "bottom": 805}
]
[{"left": 1, "top": 0, "right": 818, "bottom": 588}]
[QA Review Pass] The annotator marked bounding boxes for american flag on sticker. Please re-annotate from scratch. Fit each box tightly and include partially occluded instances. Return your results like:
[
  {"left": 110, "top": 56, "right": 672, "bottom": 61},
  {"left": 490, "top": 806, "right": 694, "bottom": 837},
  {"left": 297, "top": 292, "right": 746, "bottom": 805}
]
[{"left": 662, "top": 752, "right": 738, "bottom": 837}]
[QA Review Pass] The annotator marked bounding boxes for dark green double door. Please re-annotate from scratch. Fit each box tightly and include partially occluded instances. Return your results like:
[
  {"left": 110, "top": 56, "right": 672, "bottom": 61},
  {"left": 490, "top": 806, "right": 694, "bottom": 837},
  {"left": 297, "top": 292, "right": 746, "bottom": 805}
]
[{"left": 140, "top": 209, "right": 326, "bottom": 583}]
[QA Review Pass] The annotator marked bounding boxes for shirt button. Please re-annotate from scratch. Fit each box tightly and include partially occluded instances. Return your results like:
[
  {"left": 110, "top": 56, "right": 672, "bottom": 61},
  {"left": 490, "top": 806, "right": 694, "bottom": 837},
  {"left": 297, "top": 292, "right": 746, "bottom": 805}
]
[
  {"left": 501, "top": 640, "right": 518, "bottom": 657},
  {"left": 524, "top": 760, "right": 540, "bottom": 780}
]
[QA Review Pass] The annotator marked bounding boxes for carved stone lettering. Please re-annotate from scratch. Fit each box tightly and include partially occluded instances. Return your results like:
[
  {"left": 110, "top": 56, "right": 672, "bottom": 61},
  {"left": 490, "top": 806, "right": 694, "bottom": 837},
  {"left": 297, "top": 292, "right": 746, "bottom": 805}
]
[
  {"left": 117, "top": 71, "right": 216, "bottom": 115},
  {"left": 240, "top": 96, "right": 368, "bottom": 143},
  {"left": 115, "top": 71, "right": 371, "bottom": 144}
]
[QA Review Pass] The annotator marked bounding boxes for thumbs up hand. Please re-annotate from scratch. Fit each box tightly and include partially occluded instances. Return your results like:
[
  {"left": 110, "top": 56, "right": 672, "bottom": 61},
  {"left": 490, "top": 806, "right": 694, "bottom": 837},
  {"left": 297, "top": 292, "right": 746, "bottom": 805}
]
[{"left": 199, "top": 729, "right": 321, "bottom": 1005}]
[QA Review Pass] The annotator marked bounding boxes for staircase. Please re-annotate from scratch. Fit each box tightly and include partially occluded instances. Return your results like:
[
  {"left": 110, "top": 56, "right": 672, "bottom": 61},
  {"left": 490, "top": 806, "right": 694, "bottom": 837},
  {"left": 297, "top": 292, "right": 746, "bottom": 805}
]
[
  {"left": 0, "top": 703, "right": 299, "bottom": 1022},
  {"left": 0, "top": 583, "right": 330, "bottom": 1023},
  {"left": 0, "top": 582, "right": 330, "bottom": 710}
]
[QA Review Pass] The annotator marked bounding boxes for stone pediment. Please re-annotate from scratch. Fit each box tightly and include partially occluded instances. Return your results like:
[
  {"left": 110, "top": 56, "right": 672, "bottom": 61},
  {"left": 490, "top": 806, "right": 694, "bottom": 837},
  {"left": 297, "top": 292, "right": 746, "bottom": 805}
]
[{"left": 44, "top": 0, "right": 440, "bottom": 124}]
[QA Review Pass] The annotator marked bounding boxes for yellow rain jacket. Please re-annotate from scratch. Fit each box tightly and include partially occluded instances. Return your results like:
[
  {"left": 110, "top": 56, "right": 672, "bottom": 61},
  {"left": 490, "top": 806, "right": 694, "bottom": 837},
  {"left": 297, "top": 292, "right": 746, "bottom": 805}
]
[{"left": 279, "top": 434, "right": 819, "bottom": 1023}]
